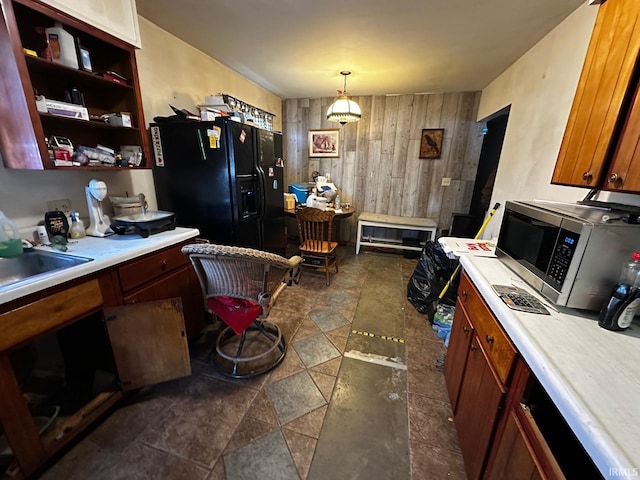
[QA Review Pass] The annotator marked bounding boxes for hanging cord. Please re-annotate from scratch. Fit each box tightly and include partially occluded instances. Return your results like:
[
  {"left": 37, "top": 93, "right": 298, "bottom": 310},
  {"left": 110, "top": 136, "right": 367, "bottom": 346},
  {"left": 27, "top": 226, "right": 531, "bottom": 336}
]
[{"left": 438, "top": 202, "right": 501, "bottom": 300}]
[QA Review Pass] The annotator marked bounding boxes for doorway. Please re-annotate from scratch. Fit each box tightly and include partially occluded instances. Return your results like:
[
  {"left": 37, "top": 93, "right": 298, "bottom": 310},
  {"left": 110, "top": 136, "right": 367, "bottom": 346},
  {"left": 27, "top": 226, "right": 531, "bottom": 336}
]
[{"left": 456, "top": 107, "right": 509, "bottom": 236}]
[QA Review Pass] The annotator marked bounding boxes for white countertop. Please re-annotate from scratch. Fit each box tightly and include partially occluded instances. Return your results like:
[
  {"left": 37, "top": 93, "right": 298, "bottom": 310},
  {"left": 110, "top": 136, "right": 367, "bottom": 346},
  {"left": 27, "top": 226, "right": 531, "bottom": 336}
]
[
  {"left": 0, "top": 227, "right": 200, "bottom": 305},
  {"left": 460, "top": 255, "right": 640, "bottom": 479}
]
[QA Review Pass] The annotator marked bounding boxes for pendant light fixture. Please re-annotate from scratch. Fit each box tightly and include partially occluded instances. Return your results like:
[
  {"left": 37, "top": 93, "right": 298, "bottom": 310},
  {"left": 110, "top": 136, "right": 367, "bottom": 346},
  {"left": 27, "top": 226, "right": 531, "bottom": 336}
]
[{"left": 327, "top": 71, "right": 361, "bottom": 125}]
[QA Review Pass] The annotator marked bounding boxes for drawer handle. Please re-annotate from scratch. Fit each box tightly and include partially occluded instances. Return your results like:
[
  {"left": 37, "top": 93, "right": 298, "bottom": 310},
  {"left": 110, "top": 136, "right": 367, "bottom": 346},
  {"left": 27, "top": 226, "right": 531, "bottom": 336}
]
[
  {"left": 470, "top": 344, "right": 478, "bottom": 352},
  {"left": 485, "top": 335, "right": 494, "bottom": 344},
  {"left": 582, "top": 171, "right": 593, "bottom": 182},
  {"left": 463, "top": 327, "right": 470, "bottom": 334},
  {"left": 461, "top": 291, "right": 468, "bottom": 299},
  {"left": 160, "top": 259, "right": 168, "bottom": 270}
]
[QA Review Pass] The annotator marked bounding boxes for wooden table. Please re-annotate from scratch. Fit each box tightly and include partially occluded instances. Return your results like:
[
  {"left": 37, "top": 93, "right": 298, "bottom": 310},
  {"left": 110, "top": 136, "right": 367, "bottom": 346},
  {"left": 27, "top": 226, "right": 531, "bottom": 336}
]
[{"left": 285, "top": 206, "right": 356, "bottom": 244}]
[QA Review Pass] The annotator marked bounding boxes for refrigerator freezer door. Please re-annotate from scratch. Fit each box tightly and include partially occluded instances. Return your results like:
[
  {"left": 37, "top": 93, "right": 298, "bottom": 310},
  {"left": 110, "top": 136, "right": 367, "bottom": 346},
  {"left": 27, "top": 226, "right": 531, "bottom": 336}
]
[{"left": 258, "top": 130, "right": 286, "bottom": 255}]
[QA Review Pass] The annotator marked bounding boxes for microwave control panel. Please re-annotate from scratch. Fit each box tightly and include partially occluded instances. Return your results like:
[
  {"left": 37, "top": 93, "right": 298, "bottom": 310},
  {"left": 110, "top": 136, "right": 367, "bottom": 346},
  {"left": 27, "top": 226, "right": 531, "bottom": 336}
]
[{"left": 547, "top": 229, "right": 580, "bottom": 287}]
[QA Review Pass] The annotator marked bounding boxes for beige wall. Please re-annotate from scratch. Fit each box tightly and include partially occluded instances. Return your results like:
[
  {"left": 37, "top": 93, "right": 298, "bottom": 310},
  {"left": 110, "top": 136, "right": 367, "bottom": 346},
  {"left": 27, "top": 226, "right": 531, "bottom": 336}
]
[
  {"left": 283, "top": 92, "right": 483, "bottom": 242},
  {"left": 478, "top": 3, "right": 640, "bottom": 240},
  {"left": 0, "top": 16, "right": 282, "bottom": 232}
]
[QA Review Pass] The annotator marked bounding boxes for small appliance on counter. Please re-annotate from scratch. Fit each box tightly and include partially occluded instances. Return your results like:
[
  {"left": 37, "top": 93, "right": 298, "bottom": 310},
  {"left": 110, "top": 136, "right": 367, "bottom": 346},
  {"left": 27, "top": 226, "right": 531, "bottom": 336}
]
[
  {"left": 110, "top": 211, "right": 176, "bottom": 238},
  {"left": 496, "top": 200, "right": 640, "bottom": 310},
  {"left": 85, "top": 179, "right": 113, "bottom": 237}
]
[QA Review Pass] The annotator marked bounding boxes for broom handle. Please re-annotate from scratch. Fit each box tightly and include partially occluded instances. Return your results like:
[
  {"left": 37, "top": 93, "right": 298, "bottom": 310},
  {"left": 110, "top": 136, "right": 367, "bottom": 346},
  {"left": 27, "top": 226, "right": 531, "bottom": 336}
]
[{"left": 438, "top": 202, "right": 501, "bottom": 300}]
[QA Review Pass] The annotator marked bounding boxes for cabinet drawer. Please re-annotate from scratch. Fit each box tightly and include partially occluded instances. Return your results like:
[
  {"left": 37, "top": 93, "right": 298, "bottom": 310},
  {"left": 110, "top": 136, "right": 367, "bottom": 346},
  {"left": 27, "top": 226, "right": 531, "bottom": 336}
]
[
  {"left": 458, "top": 273, "right": 516, "bottom": 385},
  {"left": 0, "top": 279, "right": 103, "bottom": 352},
  {"left": 118, "top": 246, "right": 189, "bottom": 292}
]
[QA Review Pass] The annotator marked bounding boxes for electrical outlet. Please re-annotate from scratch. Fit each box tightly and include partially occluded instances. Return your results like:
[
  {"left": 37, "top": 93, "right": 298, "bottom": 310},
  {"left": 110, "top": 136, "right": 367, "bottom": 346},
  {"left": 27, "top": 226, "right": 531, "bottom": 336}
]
[
  {"left": 441, "top": 177, "right": 451, "bottom": 187},
  {"left": 47, "top": 198, "right": 72, "bottom": 216}
]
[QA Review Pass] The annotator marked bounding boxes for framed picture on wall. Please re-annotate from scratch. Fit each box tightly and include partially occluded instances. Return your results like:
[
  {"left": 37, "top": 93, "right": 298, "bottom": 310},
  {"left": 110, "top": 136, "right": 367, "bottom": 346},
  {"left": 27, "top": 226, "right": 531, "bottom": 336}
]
[
  {"left": 419, "top": 128, "right": 444, "bottom": 159},
  {"left": 309, "top": 129, "right": 340, "bottom": 157}
]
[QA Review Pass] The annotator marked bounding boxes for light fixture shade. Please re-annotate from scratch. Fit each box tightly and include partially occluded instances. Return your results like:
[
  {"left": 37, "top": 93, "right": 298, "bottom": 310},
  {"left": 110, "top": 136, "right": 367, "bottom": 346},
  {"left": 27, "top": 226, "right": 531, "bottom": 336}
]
[{"left": 327, "top": 94, "right": 362, "bottom": 125}]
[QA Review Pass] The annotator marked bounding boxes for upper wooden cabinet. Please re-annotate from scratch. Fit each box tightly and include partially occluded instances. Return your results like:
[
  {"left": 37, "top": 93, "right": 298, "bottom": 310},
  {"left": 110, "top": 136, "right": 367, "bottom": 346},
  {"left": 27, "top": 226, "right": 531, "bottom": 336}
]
[
  {"left": 552, "top": 0, "right": 640, "bottom": 192},
  {"left": 37, "top": 0, "right": 141, "bottom": 47},
  {"left": 0, "top": 0, "right": 149, "bottom": 170}
]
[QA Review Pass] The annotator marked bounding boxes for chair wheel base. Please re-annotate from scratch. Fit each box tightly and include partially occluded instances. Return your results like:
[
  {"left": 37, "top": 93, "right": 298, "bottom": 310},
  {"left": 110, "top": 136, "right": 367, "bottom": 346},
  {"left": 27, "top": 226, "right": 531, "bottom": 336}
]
[{"left": 211, "top": 320, "right": 287, "bottom": 379}]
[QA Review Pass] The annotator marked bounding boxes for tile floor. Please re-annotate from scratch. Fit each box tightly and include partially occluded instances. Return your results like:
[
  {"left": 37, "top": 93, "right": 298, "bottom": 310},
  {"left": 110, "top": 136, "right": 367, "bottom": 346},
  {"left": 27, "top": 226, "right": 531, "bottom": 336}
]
[{"left": 39, "top": 247, "right": 467, "bottom": 479}]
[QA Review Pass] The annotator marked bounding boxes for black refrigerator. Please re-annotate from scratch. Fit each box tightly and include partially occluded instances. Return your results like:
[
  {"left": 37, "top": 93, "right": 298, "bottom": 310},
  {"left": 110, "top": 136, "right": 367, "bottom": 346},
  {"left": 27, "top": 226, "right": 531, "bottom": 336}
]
[{"left": 150, "top": 118, "right": 286, "bottom": 255}]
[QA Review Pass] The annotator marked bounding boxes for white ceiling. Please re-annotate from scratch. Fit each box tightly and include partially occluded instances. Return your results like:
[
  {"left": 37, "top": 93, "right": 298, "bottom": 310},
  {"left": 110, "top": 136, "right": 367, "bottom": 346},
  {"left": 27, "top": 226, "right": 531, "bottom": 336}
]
[{"left": 135, "top": 0, "right": 587, "bottom": 99}]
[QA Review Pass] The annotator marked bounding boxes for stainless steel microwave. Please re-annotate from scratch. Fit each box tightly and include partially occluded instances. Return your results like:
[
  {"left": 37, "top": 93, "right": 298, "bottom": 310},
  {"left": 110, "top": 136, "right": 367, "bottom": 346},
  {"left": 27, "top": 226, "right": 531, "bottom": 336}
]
[{"left": 496, "top": 200, "right": 640, "bottom": 310}]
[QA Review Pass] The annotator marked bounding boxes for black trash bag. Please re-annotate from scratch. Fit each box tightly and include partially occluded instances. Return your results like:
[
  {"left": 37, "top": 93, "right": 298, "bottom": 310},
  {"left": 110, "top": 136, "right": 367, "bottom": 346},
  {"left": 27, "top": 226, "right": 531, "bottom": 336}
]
[{"left": 407, "top": 241, "right": 459, "bottom": 322}]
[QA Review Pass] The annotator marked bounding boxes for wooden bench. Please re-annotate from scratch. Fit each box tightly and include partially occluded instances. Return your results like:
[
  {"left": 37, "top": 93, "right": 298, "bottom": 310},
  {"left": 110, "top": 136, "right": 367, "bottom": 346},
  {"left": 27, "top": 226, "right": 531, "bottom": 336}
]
[{"left": 355, "top": 212, "right": 437, "bottom": 254}]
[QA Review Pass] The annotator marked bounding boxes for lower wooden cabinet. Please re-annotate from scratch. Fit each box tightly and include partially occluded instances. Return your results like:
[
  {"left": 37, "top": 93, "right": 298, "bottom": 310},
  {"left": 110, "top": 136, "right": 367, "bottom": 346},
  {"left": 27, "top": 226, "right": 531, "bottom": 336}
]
[
  {"left": 444, "top": 304, "right": 474, "bottom": 413},
  {"left": 0, "top": 240, "right": 205, "bottom": 478}
]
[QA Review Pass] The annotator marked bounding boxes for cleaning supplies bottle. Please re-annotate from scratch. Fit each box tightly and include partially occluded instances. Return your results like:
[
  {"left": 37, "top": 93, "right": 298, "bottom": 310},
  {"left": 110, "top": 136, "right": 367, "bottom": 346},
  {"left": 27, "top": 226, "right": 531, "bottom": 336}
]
[
  {"left": 69, "top": 212, "right": 86, "bottom": 239},
  {"left": 0, "top": 211, "right": 23, "bottom": 258},
  {"left": 45, "top": 22, "right": 79, "bottom": 69},
  {"left": 598, "top": 252, "right": 640, "bottom": 331}
]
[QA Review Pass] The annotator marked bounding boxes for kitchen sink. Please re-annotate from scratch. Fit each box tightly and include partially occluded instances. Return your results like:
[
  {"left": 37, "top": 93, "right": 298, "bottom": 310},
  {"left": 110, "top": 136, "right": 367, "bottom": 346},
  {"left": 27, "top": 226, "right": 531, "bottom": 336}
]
[{"left": 0, "top": 250, "right": 92, "bottom": 290}]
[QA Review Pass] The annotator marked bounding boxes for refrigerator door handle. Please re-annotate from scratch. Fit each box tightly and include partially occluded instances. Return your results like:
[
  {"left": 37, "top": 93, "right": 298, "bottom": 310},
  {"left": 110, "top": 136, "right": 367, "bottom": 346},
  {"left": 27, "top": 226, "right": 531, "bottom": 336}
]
[
  {"left": 256, "top": 165, "right": 267, "bottom": 222},
  {"left": 196, "top": 129, "right": 207, "bottom": 161}
]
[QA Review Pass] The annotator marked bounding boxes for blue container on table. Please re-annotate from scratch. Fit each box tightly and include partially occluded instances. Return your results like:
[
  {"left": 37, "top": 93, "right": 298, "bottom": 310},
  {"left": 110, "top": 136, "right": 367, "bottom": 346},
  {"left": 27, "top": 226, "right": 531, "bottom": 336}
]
[{"left": 288, "top": 183, "right": 311, "bottom": 204}]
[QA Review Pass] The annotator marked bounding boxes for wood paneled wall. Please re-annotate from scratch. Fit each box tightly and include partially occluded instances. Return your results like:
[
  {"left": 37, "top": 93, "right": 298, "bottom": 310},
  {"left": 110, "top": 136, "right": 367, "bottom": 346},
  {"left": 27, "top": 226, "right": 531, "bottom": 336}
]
[{"left": 283, "top": 92, "right": 484, "bottom": 243}]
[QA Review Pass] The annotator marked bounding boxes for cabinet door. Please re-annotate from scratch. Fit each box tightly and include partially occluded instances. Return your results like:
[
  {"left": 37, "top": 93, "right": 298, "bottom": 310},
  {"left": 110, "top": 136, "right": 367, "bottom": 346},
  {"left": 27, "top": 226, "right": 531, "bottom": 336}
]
[
  {"left": 605, "top": 80, "right": 640, "bottom": 192},
  {"left": 444, "top": 301, "right": 474, "bottom": 413},
  {"left": 123, "top": 265, "right": 206, "bottom": 341},
  {"left": 551, "top": 0, "right": 640, "bottom": 188},
  {"left": 103, "top": 298, "right": 191, "bottom": 391},
  {"left": 486, "top": 407, "right": 565, "bottom": 480},
  {"left": 455, "top": 336, "right": 505, "bottom": 480}
]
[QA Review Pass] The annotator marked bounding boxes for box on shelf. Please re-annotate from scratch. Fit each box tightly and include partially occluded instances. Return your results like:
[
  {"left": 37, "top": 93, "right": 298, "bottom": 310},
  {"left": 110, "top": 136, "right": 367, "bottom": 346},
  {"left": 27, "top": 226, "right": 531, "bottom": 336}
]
[
  {"left": 45, "top": 99, "right": 89, "bottom": 120},
  {"left": 107, "top": 113, "right": 132, "bottom": 127}
]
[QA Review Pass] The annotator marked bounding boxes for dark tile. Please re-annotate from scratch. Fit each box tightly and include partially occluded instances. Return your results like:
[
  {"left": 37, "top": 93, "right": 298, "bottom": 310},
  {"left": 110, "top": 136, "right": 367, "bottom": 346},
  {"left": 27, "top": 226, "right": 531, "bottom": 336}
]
[
  {"left": 293, "top": 334, "right": 341, "bottom": 368},
  {"left": 139, "top": 375, "right": 258, "bottom": 467},
  {"left": 282, "top": 429, "right": 317, "bottom": 480},
  {"left": 309, "top": 309, "right": 349, "bottom": 332},
  {"left": 87, "top": 394, "right": 173, "bottom": 452},
  {"left": 308, "top": 370, "right": 336, "bottom": 402},
  {"left": 408, "top": 393, "right": 460, "bottom": 453},
  {"left": 39, "top": 439, "right": 117, "bottom": 480},
  {"left": 410, "top": 441, "right": 467, "bottom": 479},
  {"left": 283, "top": 405, "right": 328, "bottom": 439},
  {"left": 310, "top": 357, "right": 342, "bottom": 377},
  {"left": 325, "top": 332, "right": 348, "bottom": 354},
  {"left": 291, "top": 318, "right": 322, "bottom": 342},
  {"left": 266, "top": 371, "right": 327, "bottom": 424},
  {"left": 318, "top": 290, "right": 358, "bottom": 307},
  {"left": 206, "top": 460, "right": 226, "bottom": 480},
  {"left": 407, "top": 364, "right": 449, "bottom": 402},
  {"left": 224, "top": 430, "right": 299, "bottom": 480},
  {"left": 246, "top": 389, "right": 279, "bottom": 425},
  {"left": 267, "top": 346, "right": 306, "bottom": 385},
  {"left": 103, "top": 443, "right": 209, "bottom": 480},
  {"left": 223, "top": 416, "right": 276, "bottom": 454}
]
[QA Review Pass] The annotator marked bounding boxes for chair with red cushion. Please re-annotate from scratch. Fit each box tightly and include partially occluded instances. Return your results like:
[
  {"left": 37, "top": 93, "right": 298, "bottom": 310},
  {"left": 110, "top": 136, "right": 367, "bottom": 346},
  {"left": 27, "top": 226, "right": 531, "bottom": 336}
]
[{"left": 182, "top": 243, "right": 301, "bottom": 378}]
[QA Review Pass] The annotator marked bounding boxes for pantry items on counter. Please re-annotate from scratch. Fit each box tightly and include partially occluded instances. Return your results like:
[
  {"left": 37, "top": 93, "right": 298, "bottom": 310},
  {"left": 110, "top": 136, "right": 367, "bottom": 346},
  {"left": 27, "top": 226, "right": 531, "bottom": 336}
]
[
  {"left": 599, "top": 252, "right": 640, "bottom": 331},
  {"left": 0, "top": 211, "right": 23, "bottom": 258},
  {"left": 69, "top": 212, "right": 86, "bottom": 239}
]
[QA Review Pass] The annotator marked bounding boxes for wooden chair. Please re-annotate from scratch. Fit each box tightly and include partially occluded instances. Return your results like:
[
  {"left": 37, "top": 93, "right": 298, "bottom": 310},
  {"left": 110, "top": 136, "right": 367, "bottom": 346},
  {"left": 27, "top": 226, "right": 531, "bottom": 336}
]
[
  {"left": 182, "top": 243, "right": 302, "bottom": 378},
  {"left": 296, "top": 207, "right": 339, "bottom": 285}
]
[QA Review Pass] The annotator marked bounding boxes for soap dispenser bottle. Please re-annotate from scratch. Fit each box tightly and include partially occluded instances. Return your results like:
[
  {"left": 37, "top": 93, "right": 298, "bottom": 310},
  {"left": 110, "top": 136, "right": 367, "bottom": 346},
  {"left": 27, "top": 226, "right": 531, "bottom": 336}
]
[{"left": 69, "top": 212, "right": 86, "bottom": 239}]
